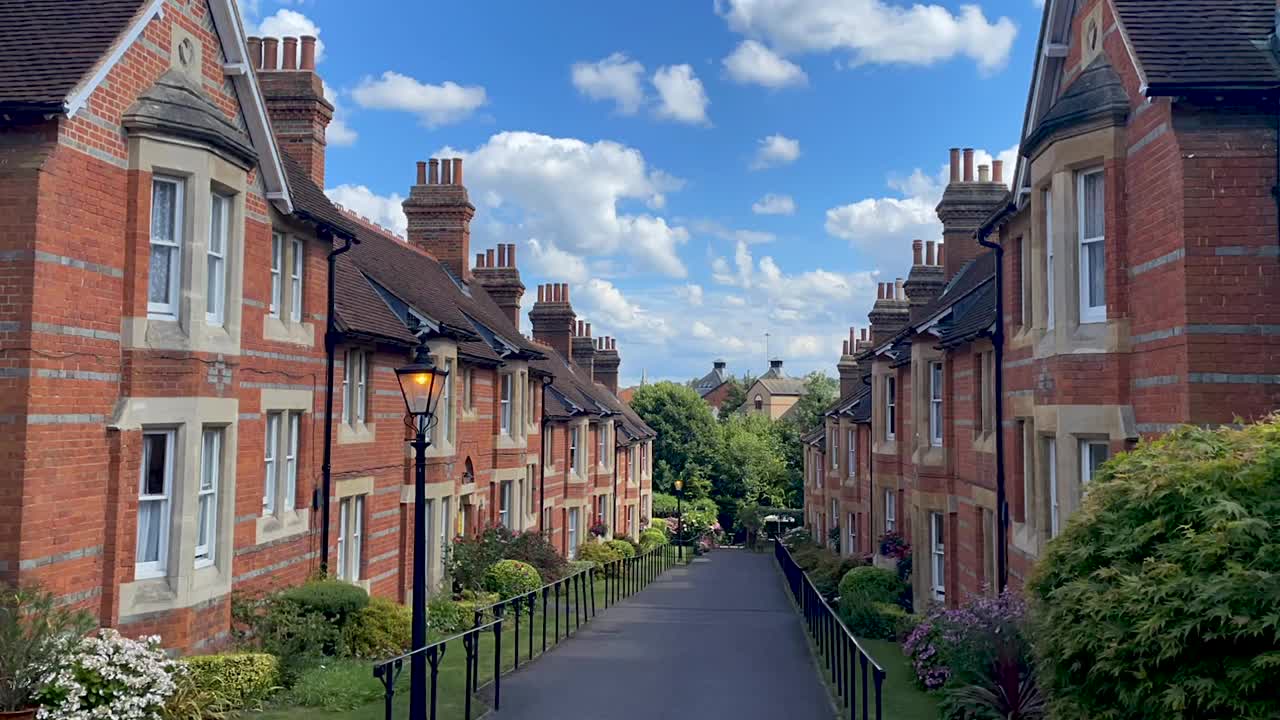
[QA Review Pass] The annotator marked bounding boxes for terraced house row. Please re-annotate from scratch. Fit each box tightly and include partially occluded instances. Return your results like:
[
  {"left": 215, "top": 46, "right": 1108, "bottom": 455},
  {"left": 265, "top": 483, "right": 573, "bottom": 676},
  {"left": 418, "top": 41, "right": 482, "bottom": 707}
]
[
  {"left": 804, "top": 0, "right": 1279, "bottom": 607},
  {"left": 0, "top": 0, "right": 653, "bottom": 651}
]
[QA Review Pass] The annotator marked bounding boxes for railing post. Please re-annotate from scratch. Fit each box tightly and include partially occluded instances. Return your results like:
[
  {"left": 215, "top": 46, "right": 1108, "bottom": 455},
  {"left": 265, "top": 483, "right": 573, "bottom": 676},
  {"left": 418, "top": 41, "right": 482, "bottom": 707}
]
[
  {"left": 463, "top": 632, "right": 475, "bottom": 720},
  {"left": 554, "top": 581, "right": 560, "bottom": 641},
  {"left": 590, "top": 568, "right": 596, "bottom": 617},
  {"left": 528, "top": 593, "right": 535, "bottom": 660},
  {"left": 860, "top": 653, "right": 869, "bottom": 720},
  {"left": 874, "top": 668, "right": 885, "bottom": 720},
  {"left": 604, "top": 561, "right": 610, "bottom": 608},
  {"left": 493, "top": 618, "right": 502, "bottom": 711},
  {"left": 511, "top": 599, "right": 520, "bottom": 669},
  {"left": 542, "top": 586, "right": 549, "bottom": 652}
]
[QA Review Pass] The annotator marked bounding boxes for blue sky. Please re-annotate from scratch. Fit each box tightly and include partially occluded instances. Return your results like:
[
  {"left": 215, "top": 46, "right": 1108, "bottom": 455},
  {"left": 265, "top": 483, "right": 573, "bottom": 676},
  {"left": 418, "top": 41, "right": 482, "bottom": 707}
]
[{"left": 242, "top": 0, "right": 1043, "bottom": 387}]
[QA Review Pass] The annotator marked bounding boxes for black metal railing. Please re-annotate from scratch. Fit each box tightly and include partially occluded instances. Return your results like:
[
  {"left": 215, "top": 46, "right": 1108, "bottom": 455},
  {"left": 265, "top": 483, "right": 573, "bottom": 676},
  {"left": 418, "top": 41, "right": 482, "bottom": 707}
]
[
  {"left": 775, "top": 540, "right": 887, "bottom": 720},
  {"left": 373, "top": 542, "right": 680, "bottom": 719}
]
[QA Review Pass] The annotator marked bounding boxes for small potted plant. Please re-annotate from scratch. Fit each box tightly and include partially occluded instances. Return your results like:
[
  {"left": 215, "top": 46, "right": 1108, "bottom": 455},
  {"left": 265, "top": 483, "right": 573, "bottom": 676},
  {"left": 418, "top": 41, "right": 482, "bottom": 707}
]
[
  {"left": 588, "top": 519, "right": 608, "bottom": 539},
  {"left": 0, "top": 584, "right": 94, "bottom": 720}
]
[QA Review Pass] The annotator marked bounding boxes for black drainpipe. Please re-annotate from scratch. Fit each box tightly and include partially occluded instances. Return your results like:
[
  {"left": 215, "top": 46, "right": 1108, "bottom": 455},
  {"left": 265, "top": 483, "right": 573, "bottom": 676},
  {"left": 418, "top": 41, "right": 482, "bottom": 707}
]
[
  {"left": 863, "top": 373, "right": 874, "bottom": 554},
  {"left": 319, "top": 233, "right": 356, "bottom": 575},
  {"left": 977, "top": 202, "right": 1017, "bottom": 593},
  {"left": 539, "top": 378, "right": 549, "bottom": 534}
]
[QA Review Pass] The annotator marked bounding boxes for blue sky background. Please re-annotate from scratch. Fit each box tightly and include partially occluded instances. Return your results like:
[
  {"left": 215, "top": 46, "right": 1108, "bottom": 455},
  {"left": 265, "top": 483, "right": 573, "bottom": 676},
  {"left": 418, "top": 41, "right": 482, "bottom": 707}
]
[{"left": 241, "top": 0, "right": 1044, "bottom": 387}]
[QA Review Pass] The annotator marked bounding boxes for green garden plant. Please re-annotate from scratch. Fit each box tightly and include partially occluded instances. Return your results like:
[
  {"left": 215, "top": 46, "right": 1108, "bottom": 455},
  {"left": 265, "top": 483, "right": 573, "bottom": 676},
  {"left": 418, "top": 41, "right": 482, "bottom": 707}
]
[
  {"left": 278, "top": 579, "right": 369, "bottom": 626},
  {"left": 342, "top": 597, "right": 411, "bottom": 658},
  {"left": 448, "top": 526, "right": 513, "bottom": 592},
  {"left": 837, "top": 566, "right": 909, "bottom": 640},
  {"left": 0, "top": 583, "right": 95, "bottom": 713},
  {"left": 1029, "top": 418, "right": 1280, "bottom": 720},
  {"left": 280, "top": 659, "right": 384, "bottom": 711},
  {"left": 576, "top": 541, "right": 623, "bottom": 572},
  {"left": 483, "top": 559, "right": 542, "bottom": 600},
  {"left": 502, "top": 530, "right": 568, "bottom": 583},
  {"left": 604, "top": 539, "right": 636, "bottom": 559},
  {"left": 181, "top": 652, "right": 280, "bottom": 709}
]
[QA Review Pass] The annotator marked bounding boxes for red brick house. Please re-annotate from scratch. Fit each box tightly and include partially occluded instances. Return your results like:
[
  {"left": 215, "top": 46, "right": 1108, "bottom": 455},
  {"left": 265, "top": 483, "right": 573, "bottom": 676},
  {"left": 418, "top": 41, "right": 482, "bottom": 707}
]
[
  {"left": 0, "top": 0, "right": 652, "bottom": 651},
  {"left": 805, "top": 0, "right": 1279, "bottom": 607}
]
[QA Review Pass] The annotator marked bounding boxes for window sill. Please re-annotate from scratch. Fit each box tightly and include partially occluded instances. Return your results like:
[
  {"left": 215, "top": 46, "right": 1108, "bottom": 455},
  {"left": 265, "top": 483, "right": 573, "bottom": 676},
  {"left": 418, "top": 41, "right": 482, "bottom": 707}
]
[
  {"left": 495, "top": 434, "right": 526, "bottom": 451},
  {"left": 263, "top": 316, "right": 315, "bottom": 347},
  {"left": 255, "top": 508, "right": 310, "bottom": 546},
  {"left": 119, "top": 562, "right": 230, "bottom": 622},
  {"left": 338, "top": 422, "right": 376, "bottom": 445}
]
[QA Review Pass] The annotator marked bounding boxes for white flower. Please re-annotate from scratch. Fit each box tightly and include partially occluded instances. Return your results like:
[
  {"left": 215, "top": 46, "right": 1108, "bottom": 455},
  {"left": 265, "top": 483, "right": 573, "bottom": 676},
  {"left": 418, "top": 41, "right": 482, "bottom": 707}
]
[{"left": 38, "top": 630, "right": 176, "bottom": 720}]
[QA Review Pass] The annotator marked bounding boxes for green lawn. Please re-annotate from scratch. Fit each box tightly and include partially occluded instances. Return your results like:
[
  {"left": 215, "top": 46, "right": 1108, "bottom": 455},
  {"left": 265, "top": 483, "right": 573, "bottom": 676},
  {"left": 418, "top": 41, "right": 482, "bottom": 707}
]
[
  {"left": 854, "top": 638, "right": 940, "bottom": 720},
  {"left": 249, "top": 551, "right": 683, "bottom": 720}
]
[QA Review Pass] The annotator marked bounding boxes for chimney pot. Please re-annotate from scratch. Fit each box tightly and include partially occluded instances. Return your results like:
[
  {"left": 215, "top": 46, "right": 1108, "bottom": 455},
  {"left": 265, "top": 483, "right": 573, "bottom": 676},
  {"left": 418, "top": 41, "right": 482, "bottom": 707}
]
[
  {"left": 978, "top": 164, "right": 990, "bottom": 183},
  {"left": 262, "top": 37, "right": 279, "bottom": 70},
  {"left": 912, "top": 239, "right": 923, "bottom": 266},
  {"left": 585, "top": 322, "right": 592, "bottom": 337},
  {"left": 498, "top": 244, "right": 507, "bottom": 267},
  {"left": 299, "top": 36, "right": 317, "bottom": 70},
  {"left": 416, "top": 161, "right": 427, "bottom": 185},
  {"left": 486, "top": 248, "right": 495, "bottom": 268},
  {"left": 949, "top": 148, "right": 961, "bottom": 183},
  {"left": 861, "top": 328, "right": 867, "bottom": 341},
  {"left": 895, "top": 278, "right": 905, "bottom": 300},
  {"left": 506, "top": 243, "right": 516, "bottom": 268},
  {"left": 428, "top": 159, "right": 439, "bottom": 184},
  {"left": 452, "top": 158, "right": 463, "bottom": 186},
  {"left": 476, "top": 253, "right": 485, "bottom": 268},
  {"left": 563, "top": 284, "right": 570, "bottom": 304},
  {"left": 538, "top": 285, "right": 546, "bottom": 302},
  {"left": 926, "top": 240, "right": 936, "bottom": 266},
  {"left": 992, "top": 159, "right": 1004, "bottom": 184},
  {"left": 282, "top": 37, "right": 298, "bottom": 70},
  {"left": 247, "top": 37, "right": 263, "bottom": 69},
  {"left": 937, "top": 244, "right": 945, "bottom": 267},
  {"left": 439, "top": 157, "right": 451, "bottom": 185},
  {"left": 963, "top": 148, "right": 974, "bottom": 182}
]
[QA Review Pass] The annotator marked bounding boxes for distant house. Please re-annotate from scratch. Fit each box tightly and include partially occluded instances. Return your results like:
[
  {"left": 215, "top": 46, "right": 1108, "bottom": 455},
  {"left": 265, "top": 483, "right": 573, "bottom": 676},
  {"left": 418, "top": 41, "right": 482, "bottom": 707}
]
[
  {"left": 741, "top": 360, "right": 805, "bottom": 420},
  {"left": 693, "top": 360, "right": 733, "bottom": 410}
]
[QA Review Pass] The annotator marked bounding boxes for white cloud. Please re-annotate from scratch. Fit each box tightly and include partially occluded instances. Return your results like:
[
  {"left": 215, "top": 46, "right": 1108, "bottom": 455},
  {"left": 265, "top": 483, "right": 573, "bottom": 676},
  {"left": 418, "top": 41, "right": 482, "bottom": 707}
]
[
  {"left": 680, "top": 284, "right": 705, "bottom": 306},
  {"left": 723, "top": 39, "right": 808, "bottom": 88},
  {"left": 252, "top": 9, "right": 325, "bottom": 62},
  {"left": 324, "top": 184, "right": 407, "bottom": 236},
  {"left": 716, "top": 0, "right": 1018, "bottom": 73},
  {"left": 576, "top": 279, "right": 673, "bottom": 340},
  {"left": 571, "top": 53, "right": 646, "bottom": 114},
  {"left": 693, "top": 219, "right": 776, "bottom": 245},
  {"left": 526, "top": 239, "right": 590, "bottom": 283},
  {"left": 652, "top": 65, "right": 711, "bottom": 125},
  {"left": 752, "top": 192, "right": 796, "bottom": 215},
  {"left": 823, "top": 144, "right": 1017, "bottom": 266},
  {"left": 322, "top": 82, "right": 357, "bottom": 147},
  {"left": 352, "top": 71, "right": 486, "bottom": 127},
  {"left": 751, "top": 134, "right": 800, "bottom": 169},
  {"left": 439, "top": 131, "right": 690, "bottom": 278}
]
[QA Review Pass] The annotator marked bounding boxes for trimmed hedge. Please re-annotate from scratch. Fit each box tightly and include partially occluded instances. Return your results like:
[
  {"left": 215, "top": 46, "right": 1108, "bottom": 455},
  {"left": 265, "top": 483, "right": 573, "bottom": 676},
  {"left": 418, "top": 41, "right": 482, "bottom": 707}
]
[
  {"left": 427, "top": 595, "right": 470, "bottom": 635},
  {"left": 604, "top": 539, "right": 636, "bottom": 559},
  {"left": 278, "top": 579, "right": 369, "bottom": 624},
  {"left": 181, "top": 652, "right": 280, "bottom": 708},
  {"left": 484, "top": 559, "right": 542, "bottom": 599},
  {"left": 838, "top": 566, "right": 905, "bottom": 606},
  {"left": 837, "top": 567, "right": 910, "bottom": 640},
  {"left": 638, "top": 527, "right": 667, "bottom": 552},
  {"left": 342, "top": 597, "right": 411, "bottom": 659}
]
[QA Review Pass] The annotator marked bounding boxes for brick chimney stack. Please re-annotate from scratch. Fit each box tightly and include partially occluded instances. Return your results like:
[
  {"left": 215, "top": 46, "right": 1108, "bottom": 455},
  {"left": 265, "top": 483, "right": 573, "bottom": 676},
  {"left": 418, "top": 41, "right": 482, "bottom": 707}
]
[
  {"left": 403, "top": 157, "right": 475, "bottom": 281},
  {"left": 571, "top": 320, "right": 597, "bottom": 375},
  {"left": 854, "top": 328, "right": 874, "bottom": 379},
  {"left": 868, "top": 279, "right": 910, "bottom": 345},
  {"left": 837, "top": 327, "right": 860, "bottom": 397},
  {"left": 936, "top": 147, "right": 1009, "bottom": 281},
  {"left": 529, "top": 283, "right": 576, "bottom": 360},
  {"left": 250, "top": 35, "right": 332, "bottom": 187},
  {"left": 473, "top": 243, "right": 525, "bottom": 329},
  {"left": 594, "top": 337, "right": 621, "bottom": 395},
  {"left": 904, "top": 239, "right": 947, "bottom": 322}
]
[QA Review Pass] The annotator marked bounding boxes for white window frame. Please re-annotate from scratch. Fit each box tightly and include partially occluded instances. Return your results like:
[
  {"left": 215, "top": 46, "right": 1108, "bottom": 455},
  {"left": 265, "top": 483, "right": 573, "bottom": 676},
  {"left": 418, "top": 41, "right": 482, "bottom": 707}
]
[
  {"left": 263, "top": 412, "right": 280, "bottom": 515},
  {"left": 1044, "top": 187, "right": 1055, "bottom": 329},
  {"left": 884, "top": 489, "right": 896, "bottom": 532},
  {"left": 1080, "top": 439, "right": 1109, "bottom": 487},
  {"left": 1077, "top": 168, "right": 1106, "bottom": 324},
  {"left": 500, "top": 374, "right": 512, "bottom": 435},
  {"left": 568, "top": 508, "right": 580, "bottom": 558},
  {"left": 929, "top": 362, "right": 944, "bottom": 447},
  {"left": 206, "top": 191, "right": 229, "bottom": 326},
  {"left": 270, "top": 231, "right": 283, "bottom": 317},
  {"left": 434, "top": 359, "right": 454, "bottom": 446},
  {"left": 569, "top": 427, "right": 579, "bottom": 474},
  {"left": 499, "top": 481, "right": 512, "bottom": 528},
  {"left": 1046, "top": 437, "right": 1059, "bottom": 538},
  {"left": 136, "top": 429, "right": 176, "bottom": 579},
  {"left": 337, "top": 495, "right": 365, "bottom": 582},
  {"left": 847, "top": 511, "right": 856, "bottom": 552},
  {"left": 440, "top": 496, "right": 451, "bottom": 561},
  {"left": 285, "top": 412, "right": 299, "bottom": 511},
  {"left": 290, "top": 237, "right": 304, "bottom": 322},
  {"left": 885, "top": 376, "right": 896, "bottom": 440},
  {"left": 148, "top": 177, "right": 184, "bottom": 319},
  {"left": 597, "top": 424, "right": 606, "bottom": 467},
  {"left": 195, "top": 427, "right": 222, "bottom": 567},
  {"left": 830, "top": 427, "right": 838, "bottom": 470},
  {"left": 930, "top": 512, "right": 945, "bottom": 602},
  {"left": 847, "top": 429, "right": 856, "bottom": 477},
  {"left": 344, "top": 349, "right": 368, "bottom": 426}
]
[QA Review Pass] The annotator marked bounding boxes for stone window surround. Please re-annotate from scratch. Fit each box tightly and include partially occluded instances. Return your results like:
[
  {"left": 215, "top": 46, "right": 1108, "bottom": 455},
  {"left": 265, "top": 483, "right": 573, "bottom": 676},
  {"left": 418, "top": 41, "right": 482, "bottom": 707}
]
[
  {"left": 423, "top": 340, "right": 458, "bottom": 457},
  {"left": 256, "top": 388, "right": 313, "bottom": 545},
  {"left": 971, "top": 340, "right": 997, "bottom": 454},
  {"left": 334, "top": 476, "right": 373, "bottom": 592},
  {"left": 109, "top": 396, "right": 239, "bottom": 622},
  {"left": 495, "top": 360, "right": 530, "bottom": 451},
  {"left": 338, "top": 344, "right": 376, "bottom": 445},
  {"left": 568, "top": 418, "right": 590, "bottom": 483},
  {"left": 262, "top": 211, "right": 316, "bottom": 347},
  {"left": 910, "top": 344, "right": 946, "bottom": 468},
  {"left": 123, "top": 134, "right": 248, "bottom": 356},
  {"left": 1026, "top": 125, "right": 1128, "bottom": 359},
  {"left": 871, "top": 362, "right": 897, "bottom": 452}
]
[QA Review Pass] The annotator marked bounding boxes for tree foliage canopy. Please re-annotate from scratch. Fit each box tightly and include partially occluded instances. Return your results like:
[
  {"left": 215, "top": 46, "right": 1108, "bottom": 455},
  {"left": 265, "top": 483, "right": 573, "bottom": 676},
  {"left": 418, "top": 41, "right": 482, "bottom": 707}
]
[{"left": 1029, "top": 417, "right": 1280, "bottom": 720}]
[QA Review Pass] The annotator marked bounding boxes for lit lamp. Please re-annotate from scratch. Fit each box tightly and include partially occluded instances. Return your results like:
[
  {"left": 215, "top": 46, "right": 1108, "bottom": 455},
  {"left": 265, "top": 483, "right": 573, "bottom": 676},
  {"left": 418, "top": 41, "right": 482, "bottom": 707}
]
[
  {"left": 674, "top": 479, "right": 684, "bottom": 562},
  {"left": 395, "top": 339, "right": 449, "bottom": 720}
]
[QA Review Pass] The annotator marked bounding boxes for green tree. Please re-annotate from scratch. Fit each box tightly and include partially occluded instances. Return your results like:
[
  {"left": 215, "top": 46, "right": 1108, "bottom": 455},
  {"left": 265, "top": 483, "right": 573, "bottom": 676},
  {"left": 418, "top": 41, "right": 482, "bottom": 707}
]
[
  {"left": 717, "top": 374, "right": 756, "bottom": 420},
  {"left": 629, "top": 381, "right": 718, "bottom": 494},
  {"left": 1029, "top": 417, "right": 1280, "bottom": 720},
  {"left": 773, "top": 371, "right": 839, "bottom": 503}
]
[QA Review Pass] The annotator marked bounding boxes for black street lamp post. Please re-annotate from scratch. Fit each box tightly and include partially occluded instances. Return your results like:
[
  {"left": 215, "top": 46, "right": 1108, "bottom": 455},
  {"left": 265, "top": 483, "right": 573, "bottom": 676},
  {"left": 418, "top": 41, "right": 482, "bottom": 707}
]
[
  {"left": 674, "top": 479, "right": 684, "bottom": 561},
  {"left": 394, "top": 339, "right": 450, "bottom": 720}
]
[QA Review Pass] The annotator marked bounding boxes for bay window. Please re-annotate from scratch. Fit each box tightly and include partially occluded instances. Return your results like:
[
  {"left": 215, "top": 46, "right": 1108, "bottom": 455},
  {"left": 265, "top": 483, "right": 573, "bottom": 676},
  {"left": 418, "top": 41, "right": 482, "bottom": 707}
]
[
  {"left": 500, "top": 374, "right": 512, "bottom": 435},
  {"left": 1044, "top": 187, "right": 1055, "bottom": 329},
  {"left": 569, "top": 427, "right": 579, "bottom": 474},
  {"left": 830, "top": 427, "right": 838, "bottom": 470},
  {"left": 597, "top": 424, "right": 606, "bottom": 466},
  {"left": 929, "top": 362, "right": 944, "bottom": 447},
  {"left": 206, "top": 192, "right": 229, "bottom": 326},
  {"left": 269, "top": 231, "right": 283, "bottom": 317},
  {"left": 568, "top": 508, "right": 580, "bottom": 558},
  {"left": 847, "top": 429, "right": 855, "bottom": 477},
  {"left": 290, "top": 237, "right": 304, "bottom": 322},
  {"left": 1080, "top": 439, "right": 1109, "bottom": 487},
  {"left": 195, "top": 427, "right": 222, "bottom": 567},
  {"left": 499, "top": 481, "right": 512, "bottom": 528},
  {"left": 930, "top": 512, "right": 945, "bottom": 602},
  {"left": 885, "top": 376, "right": 896, "bottom": 440},
  {"left": 1077, "top": 169, "right": 1106, "bottom": 323},
  {"left": 1046, "top": 437, "right": 1059, "bottom": 537},
  {"left": 136, "top": 430, "right": 175, "bottom": 578},
  {"left": 263, "top": 411, "right": 300, "bottom": 516},
  {"left": 148, "top": 177, "right": 184, "bottom": 318},
  {"left": 847, "top": 511, "right": 856, "bottom": 553},
  {"left": 263, "top": 412, "right": 279, "bottom": 515}
]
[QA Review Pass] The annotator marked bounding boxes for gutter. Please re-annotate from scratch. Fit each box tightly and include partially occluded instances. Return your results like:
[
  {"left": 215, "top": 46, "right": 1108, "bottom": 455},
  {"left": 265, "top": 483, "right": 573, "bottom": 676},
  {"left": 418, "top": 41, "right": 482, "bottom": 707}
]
[{"left": 975, "top": 201, "right": 1018, "bottom": 594}]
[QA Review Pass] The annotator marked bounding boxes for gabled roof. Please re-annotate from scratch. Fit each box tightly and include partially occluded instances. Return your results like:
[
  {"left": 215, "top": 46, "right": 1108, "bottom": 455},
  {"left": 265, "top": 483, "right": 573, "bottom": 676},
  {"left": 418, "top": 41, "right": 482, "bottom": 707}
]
[
  {"left": 281, "top": 154, "right": 359, "bottom": 241},
  {"left": 1022, "top": 56, "right": 1130, "bottom": 158},
  {"left": 871, "top": 251, "right": 998, "bottom": 360},
  {"left": 825, "top": 386, "right": 871, "bottom": 423},
  {"left": 758, "top": 377, "right": 806, "bottom": 396},
  {"left": 694, "top": 364, "right": 729, "bottom": 397},
  {"left": 1113, "top": 0, "right": 1280, "bottom": 94}
]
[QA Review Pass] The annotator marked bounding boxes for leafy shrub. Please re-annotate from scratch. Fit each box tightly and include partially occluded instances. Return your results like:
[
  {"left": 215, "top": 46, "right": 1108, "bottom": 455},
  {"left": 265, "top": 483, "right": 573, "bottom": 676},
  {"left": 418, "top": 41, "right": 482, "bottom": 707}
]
[
  {"left": 181, "top": 652, "right": 279, "bottom": 709},
  {"left": 242, "top": 593, "right": 341, "bottom": 683},
  {"left": 877, "top": 530, "right": 910, "bottom": 559},
  {"left": 448, "top": 526, "right": 513, "bottom": 592},
  {"left": 503, "top": 531, "right": 568, "bottom": 583},
  {"left": 427, "top": 596, "right": 469, "bottom": 635},
  {"left": 809, "top": 555, "right": 864, "bottom": 601},
  {"left": 651, "top": 493, "right": 718, "bottom": 518},
  {"left": 484, "top": 560, "right": 542, "bottom": 600},
  {"left": 0, "top": 583, "right": 95, "bottom": 712},
  {"left": 840, "top": 601, "right": 910, "bottom": 641},
  {"left": 280, "top": 659, "right": 383, "bottom": 711},
  {"left": 781, "top": 526, "right": 813, "bottom": 548},
  {"left": 1030, "top": 419, "right": 1280, "bottom": 720},
  {"left": 162, "top": 671, "right": 229, "bottom": 720},
  {"left": 341, "top": 598, "right": 411, "bottom": 659},
  {"left": 638, "top": 527, "right": 667, "bottom": 552},
  {"left": 576, "top": 541, "right": 622, "bottom": 571},
  {"left": 40, "top": 629, "right": 178, "bottom": 720},
  {"left": 604, "top": 539, "right": 636, "bottom": 559},
  {"left": 903, "top": 605, "right": 951, "bottom": 690},
  {"left": 278, "top": 579, "right": 369, "bottom": 626},
  {"left": 838, "top": 566, "right": 906, "bottom": 607},
  {"left": 567, "top": 560, "right": 597, "bottom": 576},
  {"left": 455, "top": 590, "right": 499, "bottom": 627}
]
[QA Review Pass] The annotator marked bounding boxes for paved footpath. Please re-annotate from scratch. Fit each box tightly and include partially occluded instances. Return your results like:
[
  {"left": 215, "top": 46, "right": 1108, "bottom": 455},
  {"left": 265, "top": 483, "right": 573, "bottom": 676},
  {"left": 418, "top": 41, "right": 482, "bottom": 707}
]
[{"left": 490, "top": 548, "right": 833, "bottom": 720}]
